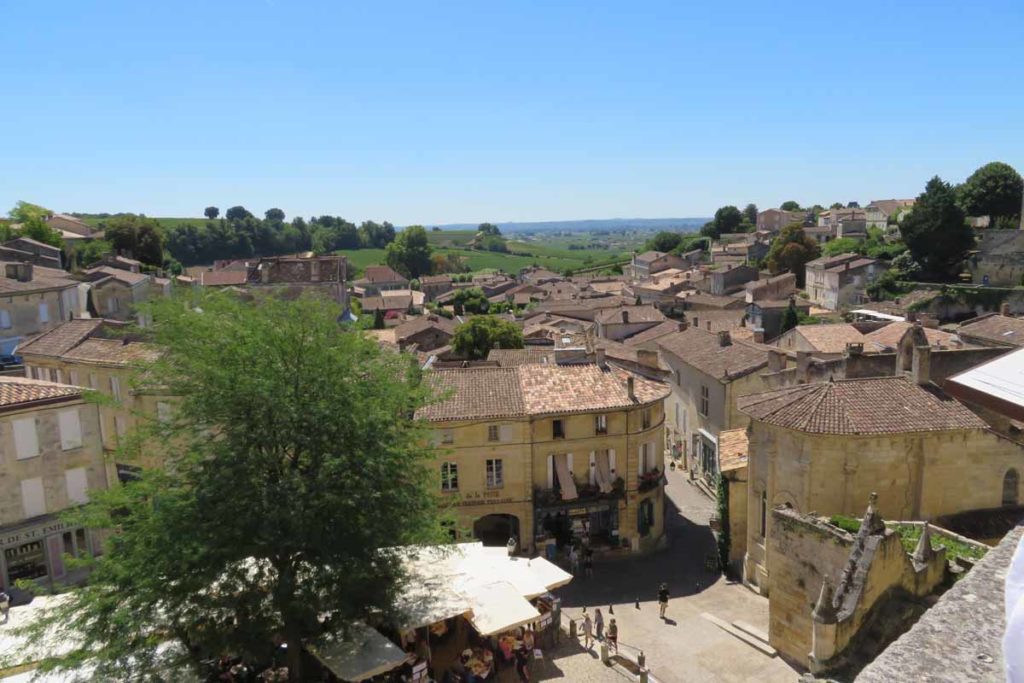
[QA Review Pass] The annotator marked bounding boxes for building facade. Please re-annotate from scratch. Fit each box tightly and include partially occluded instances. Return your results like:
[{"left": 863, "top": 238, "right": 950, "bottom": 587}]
[
  {"left": 417, "top": 362, "right": 670, "bottom": 555},
  {"left": 0, "top": 263, "right": 83, "bottom": 354},
  {"left": 805, "top": 253, "right": 886, "bottom": 311}
]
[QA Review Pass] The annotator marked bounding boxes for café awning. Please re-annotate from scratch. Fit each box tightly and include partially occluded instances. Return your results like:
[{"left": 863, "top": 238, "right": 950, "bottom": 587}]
[
  {"left": 312, "top": 622, "right": 411, "bottom": 682},
  {"left": 461, "top": 580, "right": 542, "bottom": 636}
]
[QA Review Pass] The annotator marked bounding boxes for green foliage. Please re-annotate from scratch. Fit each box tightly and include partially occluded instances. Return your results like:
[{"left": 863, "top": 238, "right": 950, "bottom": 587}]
[
  {"left": 900, "top": 176, "right": 973, "bottom": 280},
  {"left": 780, "top": 300, "right": 800, "bottom": 334},
  {"left": 451, "top": 287, "right": 490, "bottom": 314},
  {"left": 477, "top": 222, "right": 501, "bottom": 236},
  {"left": 700, "top": 205, "right": 743, "bottom": 240},
  {"left": 821, "top": 237, "right": 861, "bottom": 257},
  {"left": 715, "top": 475, "right": 730, "bottom": 573},
  {"left": 386, "top": 225, "right": 433, "bottom": 278},
  {"left": 780, "top": 200, "right": 802, "bottom": 211},
  {"left": 957, "top": 161, "right": 1022, "bottom": 224},
  {"left": 204, "top": 206, "right": 219, "bottom": 220},
  {"left": 477, "top": 234, "right": 509, "bottom": 253},
  {"left": 373, "top": 307, "right": 385, "bottom": 329},
  {"left": 8, "top": 200, "right": 51, "bottom": 223},
  {"left": 264, "top": 207, "right": 285, "bottom": 222},
  {"left": 10, "top": 293, "right": 447, "bottom": 680},
  {"left": 829, "top": 515, "right": 862, "bottom": 534},
  {"left": 104, "top": 214, "right": 165, "bottom": 266},
  {"left": 743, "top": 203, "right": 758, "bottom": 225},
  {"left": 766, "top": 222, "right": 820, "bottom": 287},
  {"left": 225, "top": 205, "right": 253, "bottom": 221},
  {"left": 645, "top": 231, "right": 683, "bottom": 253},
  {"left": 892, "top": 524, "right": 987, "bottom": 562},
  {"left": 8, "top": 201, "right": 63, "bottom": 248},
  {"left": 451, "top": 315, "right": 524, "bottom": 359}
]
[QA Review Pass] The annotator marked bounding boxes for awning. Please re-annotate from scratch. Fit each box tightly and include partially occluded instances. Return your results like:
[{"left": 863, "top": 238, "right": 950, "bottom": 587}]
[
  {"left": 554, "top": 455, "right": 577, "bottom": 501},
  {"left": 312, "top": 622, "right": 412, "bottom": 682},
  {"left": 594, "top": 452, "right": 613, "bottom": 494},
  {"left": 461, "top": 580, "right": 541, "bottom": 636},
  {"left": 474, "top": 546, "right": 573, "bottom": 596},
  {"left": 0, "top": 336, "right": 21, "bottom": 356}
]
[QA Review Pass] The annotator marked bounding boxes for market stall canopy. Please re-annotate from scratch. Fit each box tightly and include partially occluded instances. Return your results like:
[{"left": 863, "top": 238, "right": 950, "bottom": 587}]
[
  {"left": 460, "top": 580, "right": 542, "bottom": 636},
  {"left": 474, "top": 545, "right": 573, "bottom": 597},
  {"left": 312, "top": 622, "right": 411, "bottom": 682}
]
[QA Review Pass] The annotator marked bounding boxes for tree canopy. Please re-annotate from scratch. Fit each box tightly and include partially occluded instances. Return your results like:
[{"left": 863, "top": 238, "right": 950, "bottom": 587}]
[
  {"left": 700, "top": 205, "right": 744, "bottom": 240},
  {"left": 743, "top": 203, "right": 758, "bottom": 225},
  {"left": 14, "top": 293, "right": 447, "bottom": 680},
  {"left": 900, "top": 176, "right": 973, "bottom": 279},
  {"left": 766, "top": 222, "right": 820, "bottom": 287},
  {"left": 451, "top": 315, "right": 524, "bottom": 359},
  {"left": 264, "top": 208, "right": 285, "bottom": 222},
  {"left": 385, "top": 225, "right": 433, "bottom": 278},
  {"left": 104, "top": 214, "right": 165, "bottom": 266},
  {"left": 204, "top": 206, "right": 219, "bottom": 220},
  {"left": 957, "top": 161, "right": 1023, "bottom": 228},
  {"left": 645, "top": 231, "right": 683, "bottom": 253},
  {"left": 7, "top": 201, "right": 63, "bottom": 248},
  {"left": 780, "top": 200, "right": 802, "bottom": 211},
  {"left": 225, "top": 205, "right": 253, "bottom": 221},
  {"left": 451, "top": 287, "right": 490, "bottom": 315},
  {"left": 780, "top": 300, "right": 800, "bottom": 335},
  {"left": 478, "top": 222, "right": 501, "bottom": 236}
]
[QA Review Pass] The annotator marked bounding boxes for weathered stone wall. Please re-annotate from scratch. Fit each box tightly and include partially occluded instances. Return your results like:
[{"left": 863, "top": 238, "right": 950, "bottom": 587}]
[{"left": 727, "top": 472, "right": 748, "bottom": 568}]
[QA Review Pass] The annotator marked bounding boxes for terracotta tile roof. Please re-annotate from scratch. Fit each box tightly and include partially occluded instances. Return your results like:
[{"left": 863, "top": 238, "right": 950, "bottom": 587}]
[
  {"left": 867, "top": 199, "right": 915, "bottom": 216},
  {"left": 595, "top": 305, "right": 667, "bottom": 325},
  {"left": 686, "top": 309, "right": 750, "bottom": 333},
  {"left": 684, "top": 293, "right": 746, "bottom": 309},
  {"left": 718, "top": 428, "right": 748, "bottom": 473},
  {"left": 85, "top": 265, "right": 149, "bottom": 285},
  {"left": 957, "top": 314, "right": 1024, "bottom": 347},
  {"left": 656, "top": 327, "right": 768, "bottom": 381},
  {"left": 356, "top": 265, "right": 408, "bottom": 285},
  {"left": 393, "top": 315, "right": 457, "bottom": 340},
  {"left": 862, "top": 322, "right": 964, "bottom": 351},
  {"left": 0, "top": 376, "right": 83, "bottom": 408},
  {"left": 0, "top": 265, "right": 79, "bottom": 294},
  {"left": 487, "top": 348, "right": 556, "bottom": 367},
  {"left": 200, "top": 269, "right": 249, "bottom": 286},
  {"left": 624, "top": 320, "right": 681, "bottom": 346},
  {"left": 737, "top": 376, "right": 986, "bottom": 435},
  {"left": 18, "top": 319, "right": 108, "bottom": 357},
  {"left": 786, "top": 324, "right": 865, "bottom": 354},
  {"left": 420, "top": 275, "right": 452, "bottom": 285},
  {"left": 417, "top": 363, "right": 669, "bottom": 421},
  {"left": 63, "top": 338, "right": 163, "bottom": 366},
  {"left": 635, "top": 251, "right": 666, "bottom": 264}
]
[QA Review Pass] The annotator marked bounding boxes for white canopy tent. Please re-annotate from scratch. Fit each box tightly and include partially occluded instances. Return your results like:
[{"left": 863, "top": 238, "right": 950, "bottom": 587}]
[{"left": 311, "top": 622, "right": 412, "bottom": 682}]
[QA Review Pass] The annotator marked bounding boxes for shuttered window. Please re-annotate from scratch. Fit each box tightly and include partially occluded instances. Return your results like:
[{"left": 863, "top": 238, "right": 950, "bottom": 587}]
[{"left": 58, "top": 409, "right": 82, "bottom": 450}]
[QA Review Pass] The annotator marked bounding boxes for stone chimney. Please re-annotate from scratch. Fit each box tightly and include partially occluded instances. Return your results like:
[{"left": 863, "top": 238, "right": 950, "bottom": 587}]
[
  {"left": 596, "top": 347, "right": 607, "bottom": 369},
  {"left": 717, "top": 330, "right": 732, "bottom": 347},
  {"left": 912, "top": 344, "right": 931, "bottom": 385},
  {"left": 637, "top": 349, "right": 659, "bottom": 368},
  {"left": 753, "top": 328, "right": 765, "bottom": 344},
  {"left": 912, "top": 523, "right": 935, "bottom": 565},
  {"left": 621, "top": 310, "right": 629, "bottom": 324},
  {"left": 845, "top": 342, "right": 863, "bottom": 357},
  {"left": 796, "top": 351, "right": 812, "bottom": 384},
  {"left": 626, "top": 376, "right": 636, "bottom": 401},
  {"left": 767, "top": 349, "right": 786, "bottom": 372},
  {"left": 1001, "top": 301, "right": 1011, "bottom": 317}
]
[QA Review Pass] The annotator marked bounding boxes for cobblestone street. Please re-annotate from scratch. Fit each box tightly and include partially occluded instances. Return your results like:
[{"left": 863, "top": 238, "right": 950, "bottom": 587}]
[{"left": 551, "top": 468, "right": 801, "bottom": 683}]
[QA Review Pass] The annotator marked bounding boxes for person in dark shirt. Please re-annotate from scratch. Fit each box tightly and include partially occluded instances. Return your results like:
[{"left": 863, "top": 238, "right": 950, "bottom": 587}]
[{"left": 658, "top": 582, "right": 669, "bottom": 618}]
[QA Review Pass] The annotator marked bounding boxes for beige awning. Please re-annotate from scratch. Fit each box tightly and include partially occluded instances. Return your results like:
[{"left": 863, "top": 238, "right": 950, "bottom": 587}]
[
  {"left": 594, "top": 451, "right": 613, "bottom": 494},
  {"left": 554, "top": 455, "right": 578, "bottom": 501}
]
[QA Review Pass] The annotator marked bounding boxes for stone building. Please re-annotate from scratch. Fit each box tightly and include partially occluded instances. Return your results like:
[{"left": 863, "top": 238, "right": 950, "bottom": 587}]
[
  {"left": 416, "top": 360, "right": 670, "bottom": 555},
  {"left": 0, "top": 263, "right": 84, "bottom": 351},
  {"left": 0, "top": 376, "right": 107, "bottom": 592},
  {"left": 353, "top": 264, "right": 407, "bottom": 295},
  {"left": 956, "top": 311, "right": 1024, "bottom": 348},
  {"left": 805, "top": 253, "right": 886, "bottom": 311},
  {"left": 419, "top": 274, "right": 453, "bottom": 302},
  {"left": 774, "top": 323, "right": 866, "bottom": 359},
  {"left": 737, "top": 373, "right": 1024, "bottom": 594},
  {"left": 81, "top": 265, "right": 153, "bottom": 322},
  {"left": 0, "top": 237, "right": 63, "bottom": 270},
  {"left": 624, "top": 251, "right": 687, "bottom": 281},
  {"left": 594, "top": 305, "right": 667, "bottom": 342},
  {"left": 967, "top": 229, "right": 1024, "bottom": 286},
  {"left": 757, "top": 209, "right": 806, "bottom": 233}
]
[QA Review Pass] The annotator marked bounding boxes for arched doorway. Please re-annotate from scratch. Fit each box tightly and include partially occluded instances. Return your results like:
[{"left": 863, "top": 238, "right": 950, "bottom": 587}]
[
  {"left": 1003, "top": 469, "right": 1019, "bottom": 506},
  {"left": 473, "top": 514, "right": 520, "bottom": 547}
]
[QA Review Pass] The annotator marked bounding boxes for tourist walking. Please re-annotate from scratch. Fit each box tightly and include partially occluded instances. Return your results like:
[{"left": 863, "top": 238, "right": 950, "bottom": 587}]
[
  {"left": 658, "top": 582, "right": 670, "bottom": 619},
  {"left": 607, "top": 618, "right": 618, "bottom": 654},
  {"left": 0, "top": 590, "right": 9, "bottom": 624},
  {"left": 568, "top": 545, "right": 579, "bottom": 575},
  {"left": 514, "top": 643, "right": 531, "bottom": 682},
  {"left": 582, "top": 610, "right": 594, "bottom": 650},
  {"left": 583, "top": 546, "right": 594, "bottom": 578},
  {"left": 594, "top": 608, "right": 604, "bottom": 640}
]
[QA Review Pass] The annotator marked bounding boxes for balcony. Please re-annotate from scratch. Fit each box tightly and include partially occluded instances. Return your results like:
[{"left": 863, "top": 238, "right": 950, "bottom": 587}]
[
  {"left": 534, "top": 476, "right": 624, "bottom": 508},
  {"left": 637, "top": 468, "right": 665, "bottom": 493}
]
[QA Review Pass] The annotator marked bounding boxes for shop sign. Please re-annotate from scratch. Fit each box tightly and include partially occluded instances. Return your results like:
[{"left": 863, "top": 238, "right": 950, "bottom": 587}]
[
  {"left": 456, "top": 494, "right": 515, "bottom": 507},
  {"left": 1, "top": 520, "right": 71, "bottom": 549}
]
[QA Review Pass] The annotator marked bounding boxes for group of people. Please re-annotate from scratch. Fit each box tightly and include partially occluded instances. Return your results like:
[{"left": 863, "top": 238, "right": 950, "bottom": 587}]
[
  {"left": 566, "top": 543, "right": 593, "bottom": 578},
  {"left": 578, "top": 608, "right": 618, "bottom": 654}
]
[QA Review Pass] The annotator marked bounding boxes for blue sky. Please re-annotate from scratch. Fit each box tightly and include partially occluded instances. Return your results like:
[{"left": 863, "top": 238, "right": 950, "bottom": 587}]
[{"left": 2, "top": 0, "right": 1022, "bottom": 225}]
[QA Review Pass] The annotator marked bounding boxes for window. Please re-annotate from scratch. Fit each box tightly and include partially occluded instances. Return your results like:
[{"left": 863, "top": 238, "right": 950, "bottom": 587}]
[
  {"left": 699, "top": 385, "right": 709, "bottom": 417},
  {"left": 21, "top": 477, "right": 46, "bottom": 518},
  {"left": 53, "top": 368, "right": 63, "bottom": 384},
  {"left": 110, "top": 376, "right": 122, "bottom": 401},
  {"left": 675, "top": 369, "right": 681, "bottom": 386},
  {"left": 157, "top": 401, "right": 172, "bottom": 423},
  {"left": 38, "top": 302, "right": 49, "bottom": 324},
  {"left": 639, "top": 442, "right": 652, "bottom": 473},
  {"left": 1004, "top": 469, "right": 1020, "bottom": 507},
  {"left": 65, "top": 467, "right": 89, "bottom": 505},
  {"left": 89, "top": 373, "right": 98, "bottom": 389},
  {"left": 0, "top": 309, "right": 10, "bottom": 329},
  {"left": 552, "top": 419, "right": 565, "bottom": 439},
  {"left": 595, "top": 414, "right": 608, "bottom": 434},
  {"left": 107, "top": 298, "right": 120, "bottom": 314},
  {"left": 68, "top": 370, "right": 79, "bottom": 386},
  {"left": 642, "top": 408, "right": 652, "bottom": 429},
  {"left": 13, "top": 417, "right": 39, "bottom": 459},
  {"left": 440, "top": 428, "right": 454, "bottom": 445},
  {"left": 638, "top": 498, "right": 655, "bottom": 537},
  {"left": 58, "top": 408, "right": 82, "bottom": 450},
  {"left": 487, "top": 425, "right": 500, "bottom": 442},
  {"left": 115, "top": 415, "right": 127, "bottom": 437},
  {"left": 486, "top": 459, "right": 503, "bottom": 488},
  {"left": 760, "top": 490, "right": 768, "bottom": 538},
  {"left": 441, "top": 462, "right": 459, "bottom": 492}
]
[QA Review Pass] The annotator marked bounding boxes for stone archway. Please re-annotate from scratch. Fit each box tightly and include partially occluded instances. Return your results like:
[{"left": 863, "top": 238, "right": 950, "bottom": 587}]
[
  {"left": 472, "top": 514, "right": 520, "bottom": 547},
  {"left": 1003, "top": 468, "right": 1019, "bottom": 506}
]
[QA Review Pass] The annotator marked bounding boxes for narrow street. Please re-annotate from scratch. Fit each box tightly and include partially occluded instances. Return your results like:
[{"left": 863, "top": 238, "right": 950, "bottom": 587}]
[{"left": 552, "top": 468, "right": 800, "bottom": 683}]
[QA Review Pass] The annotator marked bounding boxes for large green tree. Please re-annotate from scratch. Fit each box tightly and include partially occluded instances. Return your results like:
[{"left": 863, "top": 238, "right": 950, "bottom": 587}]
[
  {"left": 15, "top": 293, "right": 446, "bottom": 680},
  {"left": 385, "top": 225, "right": 433, "bottom": 278},
  {"left": 766, "top": 222, "right": 820, "bottom": 287},
  {"left": 7, "top": 202, "right": 64, "bottom": 249},
  {"left": 780, "top": 200, "right": 802, "bottom": 211},
  {"left": 743, "top": 203, "right": 758, "bottom": 225},
  {"left": 957, "top": 161, "right": 1023, "bottom": 228},
  {"left": 900, "top": 176, "right": 973, "bottom": 279},
  {"left": 104, "top": 214, "right": 165, "bottom": 266},
  {"left": 452, "top": 315, "right": 524, "bottom": 359},
  {"left": 645, "top": 231, "right": 683, "bottom": 253},
  {"left": 700, "top": 205, "right": 744, "bottom": 240}
]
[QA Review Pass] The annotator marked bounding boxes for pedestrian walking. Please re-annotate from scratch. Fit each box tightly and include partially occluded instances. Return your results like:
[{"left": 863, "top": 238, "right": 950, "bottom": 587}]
[
  {"left": 568, "top": 545, "right": 579, "bottom": 575},
  {"left": 658, "top": 582, "right": 670, "bottom": 619},
  {"left": 583, "top": 547, "right": 594, "bottom": 578},
  {"left": 514, "top": 643, "right": 531, "bottom": 682},
  {"left": 607, "top": 618, "right": 618, "bottom": 654},
  {"left": 594, "top": 608, "right": 604, "bottom": 640},
  {"left": 582, "top": 611, "right": 594, "bottom": 650},
  {"left": 0, "top": 590, "right": 9, "bottom": 624}
]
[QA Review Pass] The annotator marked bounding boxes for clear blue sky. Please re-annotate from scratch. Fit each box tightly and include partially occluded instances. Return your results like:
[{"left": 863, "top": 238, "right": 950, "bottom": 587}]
[{"left": 2, "top": 0, "right": 1022, "bottom": 225}]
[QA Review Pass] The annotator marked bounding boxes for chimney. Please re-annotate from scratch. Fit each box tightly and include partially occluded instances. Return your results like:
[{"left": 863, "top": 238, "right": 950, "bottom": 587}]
[
  {"left": 753, "top": 328, "right": 765, "bottom": 344},
  {"left": 845, "top": 342, "right": 864, "bottom": 357},
  {"left": 796, "top": 351, "right": 812, "bottom": 384},
  {"left": 1001, "top": 302, "right": 1011, "bottom": 317},
  {"left": 677, "top": 320, "right": 689, "bottom": 332},
  {"left": 637, "top": 349, "right": 659, "bottom": 368},
  {"left": 626, "top": 376, "right": 636, "bottom": 401},
  {"left": 912, "top": 345, "right": 931, "bottom": 385},
  {"left": 767, "top": 349, "right": 786, "bottom": 372},
  {"left": 717, "top": 330, "right": 732, "bottom": 347},
  {"left": 621, "top": 310, "right": 629, "bottom": 324},
  {"left": 596, "top": 347, "right": 607, "bottom": 369}
]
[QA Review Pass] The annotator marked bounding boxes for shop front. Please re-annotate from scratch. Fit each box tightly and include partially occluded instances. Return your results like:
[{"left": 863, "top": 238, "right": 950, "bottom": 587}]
[
  {"left": 534, "top": 498, "right": 623, "bottom": 553},
  {"left": 0, "top": 515, "right": 97, "bottom": 591}
]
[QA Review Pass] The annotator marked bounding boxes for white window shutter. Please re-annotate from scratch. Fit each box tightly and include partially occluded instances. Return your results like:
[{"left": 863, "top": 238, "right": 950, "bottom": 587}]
[
  {"left": 609, "top": 449, "right": 616, "bottom": 475},
  {"left": 13, "top": 417, "right": 39, "bottom": 459},
  {"left": 567, "top": 453, "right": 574, "bottom": 476},
  {"left": 547, "top": 455, "right": 554, "bottom": 489},
  {"left": 21, "top": 478, "right": 46, "bottom": 518},
  {"left": 639, "top": 444, "right": 645, "bottom": 476},
  {"left": 589, "top": 451, "right": 596, "bottom": 485},
  {"left": 38, "top": 302, "right": 49, "bottom": 323},
  {"left": 58, "top": 409, "right": 82, "bottom": 450},
  {"left": 65, "top": 467, "right": 89, "bottom": 504},
  {"left": 500, "top": 424, "right": 513, "bottom": 442},
  {"left": 69, "top": 370, "right": 79, "bottom": 386}
]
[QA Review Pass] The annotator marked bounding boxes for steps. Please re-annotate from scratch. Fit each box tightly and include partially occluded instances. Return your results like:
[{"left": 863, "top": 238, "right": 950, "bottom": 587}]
[{"left": 700, "top": 612, "right": 778, "bottom": 657}]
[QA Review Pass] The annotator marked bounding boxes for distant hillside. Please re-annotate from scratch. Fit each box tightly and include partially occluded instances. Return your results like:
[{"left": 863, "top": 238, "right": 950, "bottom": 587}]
[{"left": 428, "top": 218, "right": 709, "bottom": 233}]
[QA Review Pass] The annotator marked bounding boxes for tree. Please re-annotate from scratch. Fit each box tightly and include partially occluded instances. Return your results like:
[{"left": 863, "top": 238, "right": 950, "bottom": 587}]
[
  {"left": 452, "top": 315, "right": 524, "bottom": 360},
  {"left": 359, "top": 221, "right": 397, "bottom": 249},
  {"left": 225, "top": 205, "right": 253, "bottom": 222},
  {"left": 821, "top": 237, "right": 860, "bottom": 257},
  {"left": 264, "top": 208, "right": 285, "bottom": 222},
  {"left": 204, "top": 206, "right": 219, "bottom": 220},
  {"left": 957, "top": 162, "right": 1023, "bottom": 228},
  {"left": 451, "top": 287, "right": 490, "bottom": 314},
  {"left": 847, "top": 201, "right": 860, "bottom": 209},
  {"left": 829, "top": 202, "right": 844, "bottom": 210},
  {"left": 373, "top": 307, "right": 385, "bottom": 329},
  {"left": 104, "top": 214, "right": 165, "bottom": 266},
  {"left": 743, "top": 204, "right": 758, "bottom": 225},
  {"left": 16, "top": 293, "right": 446, "bottom": 680},
  {"left": 780, "top": 299, "right": 800, "bottom": 334},
  {"left": 19, "top": 216, "right": 64, "bottom": 249},
  {"left": 715, "top": 474, "right": 730, "bottom": 573},
  {"left": 699, "top": 205, "right": 743, "bottom": 241},
  {"left": 645, "top": 231, "right": 683, "bottom": 253},
  {"left": 477, "top": 222, "right": 501, "bottom": 236},
  {"left": 900, "top": 176, "right": 973, "bottom": 279},
  {"left": 385, "top": 225, "right": 433, "bottom": 278},
  {"left": 780, "top": 201, "right": 802, "bottom": 211},
  {"left": 766, "top": 222, "right": 820, "bottom": 287}
]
